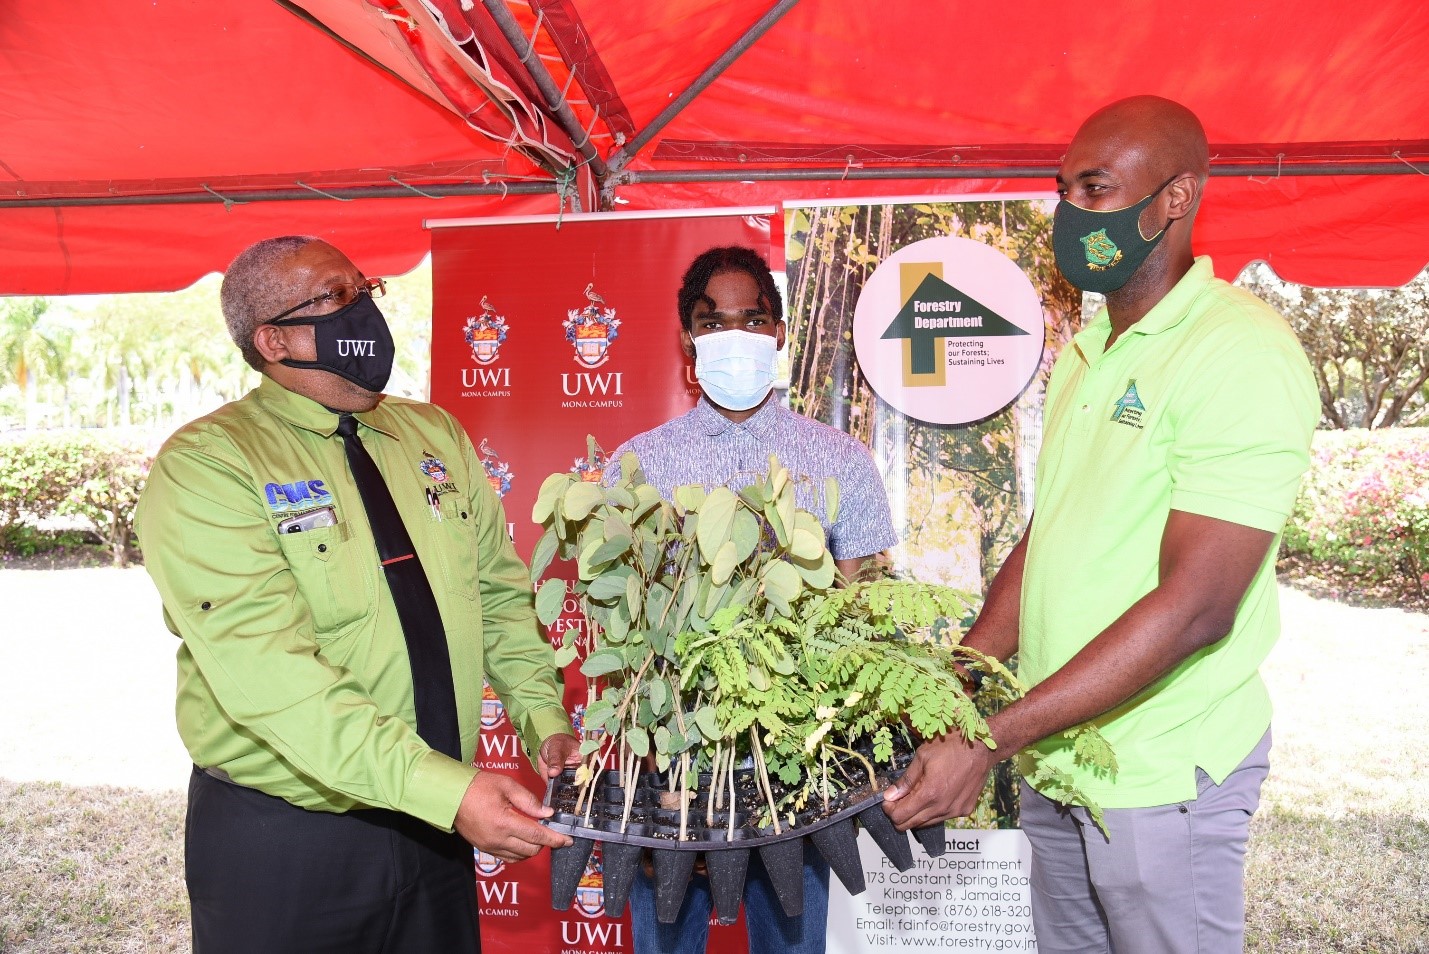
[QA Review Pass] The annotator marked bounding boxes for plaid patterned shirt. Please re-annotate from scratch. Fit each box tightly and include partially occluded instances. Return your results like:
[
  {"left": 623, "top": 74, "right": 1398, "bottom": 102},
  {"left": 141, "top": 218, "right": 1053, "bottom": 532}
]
[{"left": 605, "top": 397, "right": 897, "bottom": 560}]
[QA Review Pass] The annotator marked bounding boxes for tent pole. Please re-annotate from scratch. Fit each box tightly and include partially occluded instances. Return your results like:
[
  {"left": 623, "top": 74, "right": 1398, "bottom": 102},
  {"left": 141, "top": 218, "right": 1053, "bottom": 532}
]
[
  {"left": 599, "top": 0, "right": 801, "bottom": 207},
  {"left": 0, "top": 182, "right": 558, "bottom": 209},
  {"left": 617, "top": 161, "right": 1429, "bottom": 184},
  {"left": 480, "top": 0, "right": 609, "bottom": 186}
]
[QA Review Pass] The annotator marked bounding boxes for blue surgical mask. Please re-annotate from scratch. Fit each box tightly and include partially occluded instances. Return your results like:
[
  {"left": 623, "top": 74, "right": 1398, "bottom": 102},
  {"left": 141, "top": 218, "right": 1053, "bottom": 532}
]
[{"left": 693, "top": 330, "right": 778, "bottom": 411}]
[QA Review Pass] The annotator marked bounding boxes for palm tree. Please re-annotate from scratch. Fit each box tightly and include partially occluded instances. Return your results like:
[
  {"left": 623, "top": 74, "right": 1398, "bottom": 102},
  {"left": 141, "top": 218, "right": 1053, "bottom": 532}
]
[{"left": 0, "top": 297, "right": 67, "bottom": 429}]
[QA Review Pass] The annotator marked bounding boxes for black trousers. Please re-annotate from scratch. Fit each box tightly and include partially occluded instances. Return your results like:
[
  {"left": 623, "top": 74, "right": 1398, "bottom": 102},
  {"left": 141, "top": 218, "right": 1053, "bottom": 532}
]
[{"left": 186, "top": 767, "right": 480, "bottom": 954}]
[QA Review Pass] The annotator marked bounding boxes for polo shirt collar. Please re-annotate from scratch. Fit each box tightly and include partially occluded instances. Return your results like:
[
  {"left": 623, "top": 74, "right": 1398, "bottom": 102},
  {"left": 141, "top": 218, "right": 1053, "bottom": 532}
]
[
  {"left": 1072, "top": 256, "right": 1216, "bottom": 363},
  {"left": 692, "top": 394, "right": 784, "bottom": 438},
  {"left": 255, "top": 374, "right": 400, "bottom": 440}
]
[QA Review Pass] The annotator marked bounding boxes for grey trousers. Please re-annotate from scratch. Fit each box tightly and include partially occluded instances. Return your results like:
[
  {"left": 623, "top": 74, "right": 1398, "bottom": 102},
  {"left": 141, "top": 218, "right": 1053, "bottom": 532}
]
[{"left": 1019, "top": 730, "right": 1272, "bottom": 954}]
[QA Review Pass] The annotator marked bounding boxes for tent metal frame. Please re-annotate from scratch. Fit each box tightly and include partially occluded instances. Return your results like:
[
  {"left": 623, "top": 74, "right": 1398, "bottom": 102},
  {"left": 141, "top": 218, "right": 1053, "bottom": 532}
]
[{"left": 4, "top": 0, "right": 1425, "bottom": 212}]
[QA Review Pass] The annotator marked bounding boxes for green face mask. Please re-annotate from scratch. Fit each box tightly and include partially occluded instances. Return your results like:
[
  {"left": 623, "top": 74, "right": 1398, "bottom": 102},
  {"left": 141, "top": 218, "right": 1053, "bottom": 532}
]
[{"left": 1053, "top": 175, "right": 1178, "bottom": 293}]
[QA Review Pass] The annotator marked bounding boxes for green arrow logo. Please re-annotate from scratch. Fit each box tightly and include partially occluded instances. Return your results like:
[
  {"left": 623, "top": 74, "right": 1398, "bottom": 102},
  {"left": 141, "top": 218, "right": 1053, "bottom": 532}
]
[{"left": 881, "top": 272, "right": 1028, "bottom": 375}]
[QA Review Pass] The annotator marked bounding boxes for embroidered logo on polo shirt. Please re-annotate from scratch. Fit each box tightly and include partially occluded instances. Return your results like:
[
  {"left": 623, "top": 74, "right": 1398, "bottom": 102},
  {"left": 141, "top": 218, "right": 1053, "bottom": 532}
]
[{"left": 1110, "top": 380, "right": 1147, "bottom": 429}]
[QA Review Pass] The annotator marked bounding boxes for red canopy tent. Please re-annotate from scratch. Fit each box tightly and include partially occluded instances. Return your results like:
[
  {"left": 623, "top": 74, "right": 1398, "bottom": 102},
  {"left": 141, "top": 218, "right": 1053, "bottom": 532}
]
[{"left": 3, "top": 0, "right": 1428, "bottom": 294}]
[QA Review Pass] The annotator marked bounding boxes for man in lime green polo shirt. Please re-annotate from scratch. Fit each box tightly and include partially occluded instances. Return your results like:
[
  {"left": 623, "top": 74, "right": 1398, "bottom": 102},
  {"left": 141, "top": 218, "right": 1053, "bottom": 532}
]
[
  {"left": 884, "top": 97, "right": 1318, "bottom": 952},
  {"left": 136, "top": 236, "right": 578, "bottom": 954}
]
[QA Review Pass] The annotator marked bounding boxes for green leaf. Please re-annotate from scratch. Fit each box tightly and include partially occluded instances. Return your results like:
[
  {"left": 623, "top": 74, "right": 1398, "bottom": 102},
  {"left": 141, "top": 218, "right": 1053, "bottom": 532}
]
[
  {"left": 603, "top": 512, "right": 633, "bottom": 542},
  {"left": 694, "top": 705, "right": 719, "bottom": 740},
  {"left": 644, "top": 582, "right": 672, "bottom": 631},
  {"left": 561, "top": 481, "right": 604, "bottom": 521},
  {"left": 626, "top": 726, "right": 649, "bottom": 758},
  {"left": 552, "top": 643, "right": 579, "bottom": 668},
  {"left": 730, "top": 510, "right": 760, "bottom": 564},
  {"left": 696, "top": 487, "right": 737, "bottom": 561},
  {"left": 790, "top": 526, "right": 823, "bottom": 561},
  {"left": 584, "top": 698, "right": 615, "bottom": 727},
  {"left": 588, "top": 533, "right": 632, "bottom": 568},
  {"left": 748, "top": 664, "right": 771, "bottom": 692},
  {"left": 738, "top": 482, "right": 768, "bottom": 509},
  {"left": 824, "top": 476, "right": 840, "bottom": 524},
  {"left": 579, "top": 648, "right": 627, "bottom": 677},
  {"left": 632, "top": 483, "right": 663, "bottom": 521},
  {"left": 649, "top": 678, "right": 669, "bottom": 716},
  {"left": 626, "top": 575, "right": 643, "bottom": 620},
  {"left": 792, "top": 550, "right": 836, "bottom": 590},
  {"left": 605, "top": 603, "right": 630, "bottom": 643},
  {"left": 674, "top": 484, "right": 706, "bottom": 511},
  {"left": 529, "top": 527, "right": 560, "bottom": 581},
  {"left": 587, "top": 567, "right": 633, "bottom": 601},
  {"left": 579, "top": 738, "right": 603, "bottom": 756},
  {"left": 531, "top": 472, "right": 570, "bottom": 524},
  {"left": 710, "top": 539, "right": 739, "bottom": 586},
  {"left": 702, "top": 579, "right": 730, "bottom": 617},
  {"left": 535, "top": 577, "right": 566, "bottom": 626},
  {"left": 762, "top": 559, "right": 802, "bottom": 604},
  {"left": 763, "top": 500, "right": 789, "bottom": 548},
  {"left": 603, "top": 485, "right": 636, "bottom": 509},
  {"left": 653, "top": 724, "right": 672, "bottom": 755}
]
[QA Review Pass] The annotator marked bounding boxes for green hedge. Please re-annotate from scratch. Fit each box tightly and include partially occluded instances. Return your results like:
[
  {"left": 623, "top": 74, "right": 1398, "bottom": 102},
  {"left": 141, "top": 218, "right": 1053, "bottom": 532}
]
[
  {"left": 1282, "top": 429, "right": 1429, "bottom": 596},
  {"left": 0, "top": 431, "right": 151, "bottom": 566}
]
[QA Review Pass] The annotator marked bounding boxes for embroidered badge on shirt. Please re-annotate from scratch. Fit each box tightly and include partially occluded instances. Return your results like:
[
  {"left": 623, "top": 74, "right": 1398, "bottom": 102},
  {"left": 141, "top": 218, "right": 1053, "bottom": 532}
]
[
  {"left": 264, "top": 478, "right": 333, "bottom": 513},
  {"left": 1110, "top": 379, "right": 1147, "bottom": 429},
  {"left": 418, "top": 451, "right": 459, "bottom": 520},
  {"left": 419, "top": 452, "right": 449, "bottom": 483}
]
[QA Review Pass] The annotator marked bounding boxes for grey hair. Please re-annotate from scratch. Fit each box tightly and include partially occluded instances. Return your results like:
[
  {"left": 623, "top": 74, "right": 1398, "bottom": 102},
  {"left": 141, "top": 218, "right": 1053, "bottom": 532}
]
[{"left": 219, "top": 235, "right": 322, "bottom": 371}]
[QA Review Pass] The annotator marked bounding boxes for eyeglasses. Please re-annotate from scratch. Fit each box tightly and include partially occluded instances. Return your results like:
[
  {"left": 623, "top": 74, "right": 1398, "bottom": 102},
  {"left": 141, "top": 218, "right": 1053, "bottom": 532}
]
[{"left": 267, "top": 277, "right": 387, "bottom": 324}]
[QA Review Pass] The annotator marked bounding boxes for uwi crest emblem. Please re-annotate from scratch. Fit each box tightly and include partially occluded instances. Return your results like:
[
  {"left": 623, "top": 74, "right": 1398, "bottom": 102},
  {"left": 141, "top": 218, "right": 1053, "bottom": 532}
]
[
  {"left": 463, "top": 296, "right": 510, "bottom": 366},
  {"left": 573, "top": 848, "right": 606, "bottom": 918},
  {"left": 479, "top": 439, "right": 514, "bottom": 499},
  {"left": 569, "top": 450, "right": 608, "bottom": 484},
  {"left": 564, "top": 283, "right": 620, "bottom": 369},
  {"left": 479, "top": 680, "right": 508, "bottom": 731},
  {"left": 474, "top": 848, "right": 506, "bottom": 877},
  {"left": 570, "top": 703, "right": 608, "bottom": 744}
]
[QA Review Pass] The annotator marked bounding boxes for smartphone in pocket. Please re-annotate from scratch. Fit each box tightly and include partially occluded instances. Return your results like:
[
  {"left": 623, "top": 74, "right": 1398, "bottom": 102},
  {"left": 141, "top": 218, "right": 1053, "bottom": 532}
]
[{"left": 277, "top": 506, "right": 338, "bottom": 534}]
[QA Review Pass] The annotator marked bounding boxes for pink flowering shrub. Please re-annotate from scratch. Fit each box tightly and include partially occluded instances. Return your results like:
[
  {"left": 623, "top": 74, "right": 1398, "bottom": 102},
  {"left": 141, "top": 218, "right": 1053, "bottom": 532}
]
[{"left": 1283, "top": 429, "right": 1429, "bottom": 593}]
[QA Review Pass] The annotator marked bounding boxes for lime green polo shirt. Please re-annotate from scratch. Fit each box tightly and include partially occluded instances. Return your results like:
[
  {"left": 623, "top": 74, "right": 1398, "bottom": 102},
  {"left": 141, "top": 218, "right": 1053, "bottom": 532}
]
[
  {"left": 1018, "top": 257, "right": 1318, "bottom": 808},
  {"left": 136, "top": 376, "right": 570, "bottom": 830}
]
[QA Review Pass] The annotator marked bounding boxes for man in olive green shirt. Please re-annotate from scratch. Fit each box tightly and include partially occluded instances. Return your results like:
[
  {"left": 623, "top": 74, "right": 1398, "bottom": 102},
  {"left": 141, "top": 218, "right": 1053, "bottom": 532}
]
[{"left": 137, "top": 236, "right": 578, "bottom": 953}]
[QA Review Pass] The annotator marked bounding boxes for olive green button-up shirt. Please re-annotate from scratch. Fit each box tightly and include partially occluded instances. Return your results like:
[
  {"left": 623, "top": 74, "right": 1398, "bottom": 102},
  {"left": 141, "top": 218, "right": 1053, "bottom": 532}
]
[{"left": 136, "top": 376, "right": 569, "bottom": 830}]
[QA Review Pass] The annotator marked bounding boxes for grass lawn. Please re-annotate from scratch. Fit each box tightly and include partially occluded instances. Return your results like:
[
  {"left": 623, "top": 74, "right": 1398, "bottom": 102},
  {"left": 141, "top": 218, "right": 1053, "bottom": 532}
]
[{"left": 0, "top": 571, "right": 1424, "bottom": 952}]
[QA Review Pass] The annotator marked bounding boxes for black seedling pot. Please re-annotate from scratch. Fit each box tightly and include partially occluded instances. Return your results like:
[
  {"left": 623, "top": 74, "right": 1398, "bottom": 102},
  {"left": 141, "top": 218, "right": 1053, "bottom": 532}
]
[{"left": 543, "top": 747, "right": 950, "bottom": 918}]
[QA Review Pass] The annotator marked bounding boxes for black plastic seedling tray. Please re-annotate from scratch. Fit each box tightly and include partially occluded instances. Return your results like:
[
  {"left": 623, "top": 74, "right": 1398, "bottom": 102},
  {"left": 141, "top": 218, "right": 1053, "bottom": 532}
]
[{"left": 543, "top": 758, "right": 946, "bottom": 923}]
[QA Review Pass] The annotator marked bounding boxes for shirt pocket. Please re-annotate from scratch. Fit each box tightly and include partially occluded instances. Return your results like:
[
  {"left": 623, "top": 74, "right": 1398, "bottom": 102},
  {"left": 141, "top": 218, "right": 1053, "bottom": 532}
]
[
  {"left": 428, "top": 495, "right": 481, "bottom": 603},
  {"left": 276, "top": 520, "right": 377, "bottom": 637}
]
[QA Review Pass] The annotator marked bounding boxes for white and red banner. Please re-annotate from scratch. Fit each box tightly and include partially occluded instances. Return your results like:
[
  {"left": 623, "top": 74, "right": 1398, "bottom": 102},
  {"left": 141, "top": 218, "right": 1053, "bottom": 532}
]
[{"left": 431, "top": 208, "right": 775, "bottom": 954}]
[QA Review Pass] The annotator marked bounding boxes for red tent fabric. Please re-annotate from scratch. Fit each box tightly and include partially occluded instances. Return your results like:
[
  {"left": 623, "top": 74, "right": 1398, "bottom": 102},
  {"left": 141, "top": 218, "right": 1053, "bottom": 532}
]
[{"left": 3, "top": 0, "right": 1428, "bottom": 293}]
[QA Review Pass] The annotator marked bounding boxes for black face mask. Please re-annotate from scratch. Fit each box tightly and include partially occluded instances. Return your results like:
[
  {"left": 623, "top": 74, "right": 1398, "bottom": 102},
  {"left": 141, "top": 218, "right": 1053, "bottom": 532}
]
[{"left": 272, "top": 294, "right": 395, "bottom": 392}]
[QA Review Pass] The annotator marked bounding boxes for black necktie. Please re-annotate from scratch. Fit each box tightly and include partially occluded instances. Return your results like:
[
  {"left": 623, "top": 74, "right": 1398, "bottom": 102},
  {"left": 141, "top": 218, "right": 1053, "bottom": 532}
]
[{"left": 335, "top": 413, "right": 462, "bottom": 760}]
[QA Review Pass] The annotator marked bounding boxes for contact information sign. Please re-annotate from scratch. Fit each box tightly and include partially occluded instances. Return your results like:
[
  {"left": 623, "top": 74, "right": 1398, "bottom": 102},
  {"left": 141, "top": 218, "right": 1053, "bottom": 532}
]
[{"left": 828, "top": 829, "right": 1037, "bottom": 952}]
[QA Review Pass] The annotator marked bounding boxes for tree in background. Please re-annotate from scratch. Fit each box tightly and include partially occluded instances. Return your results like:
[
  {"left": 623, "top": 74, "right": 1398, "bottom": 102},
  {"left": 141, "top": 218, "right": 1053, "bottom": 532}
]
[
  {"left": 0, "top": 298, "right": 69, "bottom": 429},
  {"left": 1238, "top": 263, "right": 1429, "bottom": 429},
  {"left": 0, "top": 259, "right": 433, "bottom": 433},
  {"left": 785, "top": 201, "right": 1080, "bottom": 591}
]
